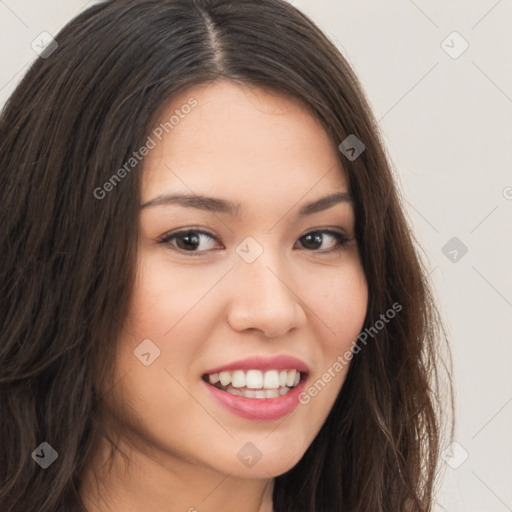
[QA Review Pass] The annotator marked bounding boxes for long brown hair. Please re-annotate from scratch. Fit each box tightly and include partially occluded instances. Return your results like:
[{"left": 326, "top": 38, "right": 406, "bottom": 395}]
[{"left": 0, "top": 1, "right": 453, "bottom": 510}]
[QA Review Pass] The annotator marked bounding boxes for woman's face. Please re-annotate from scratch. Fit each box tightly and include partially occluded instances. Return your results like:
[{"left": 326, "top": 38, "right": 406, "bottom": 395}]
[{"left": 109, "top": 80, "right": 367, "bottom": 479}]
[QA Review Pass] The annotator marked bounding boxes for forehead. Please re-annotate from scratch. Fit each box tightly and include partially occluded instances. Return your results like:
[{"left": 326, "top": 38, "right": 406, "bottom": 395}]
[{"left": 141, "top": 80, "right": 347, "bottom": 202}]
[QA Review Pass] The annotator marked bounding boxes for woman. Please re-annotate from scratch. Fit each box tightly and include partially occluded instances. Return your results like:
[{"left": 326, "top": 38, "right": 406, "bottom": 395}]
[{"left": 0, "top": 0, "right": 452, "bottom": 510}]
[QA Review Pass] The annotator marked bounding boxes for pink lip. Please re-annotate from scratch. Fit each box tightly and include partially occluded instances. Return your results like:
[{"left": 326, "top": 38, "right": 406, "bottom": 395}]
[
  {"left": 202, "top": 376, "right": 308, "bottom": 421},
  {"left": 202, "top": 355, "right": 309, "bottom": 375}
]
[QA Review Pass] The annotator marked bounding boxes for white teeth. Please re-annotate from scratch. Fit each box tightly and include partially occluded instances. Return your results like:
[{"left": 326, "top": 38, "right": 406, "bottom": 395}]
[
  {"left": 219, "top": 371, "right": 231, "bottom": 387},
  {"left": 246, "top": 369, "right": 263, "bottom": 389},
  {"left": 231, "top": 370, "right": 246, "bottom": 388},
  {"left": 208, "top": 373, "right": 220, "bottom": 384},
  {"left": 221, "top": 385, "right": 292, "bottom": 399},
  {"left": 206, "top": 368, "right": 305, "bottom": 398},
  {"left": 286, "top": 369, "right": 297, "bottom": 387},
  {"left": 265, "top": 389, "right": 280, "bottom": 398},
  {"left": 207, "top": 369, "right": 303, "bottom": 390},
  {"left": 263, "top": 370, "right": 280, "bottom": 389}
]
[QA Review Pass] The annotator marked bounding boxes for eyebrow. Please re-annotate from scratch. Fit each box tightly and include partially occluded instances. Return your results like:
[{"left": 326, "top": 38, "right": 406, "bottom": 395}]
[{"left": 140, "top": 191, "right": 352, "bottom": 216}]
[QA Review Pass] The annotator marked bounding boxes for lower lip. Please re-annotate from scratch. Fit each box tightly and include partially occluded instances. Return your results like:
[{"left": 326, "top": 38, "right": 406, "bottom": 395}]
[{"left": 202, "top": 378, "right": 307, "bottom": 421}]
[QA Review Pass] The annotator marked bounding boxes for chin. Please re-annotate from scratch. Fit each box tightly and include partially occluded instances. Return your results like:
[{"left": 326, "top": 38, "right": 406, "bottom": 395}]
[{"left": 222, "top": 441, "right": 308, "bottom": 479}]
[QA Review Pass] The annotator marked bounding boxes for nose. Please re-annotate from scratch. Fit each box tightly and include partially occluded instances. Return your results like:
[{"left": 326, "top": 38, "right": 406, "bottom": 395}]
[{"left": 227, "top": 252, "right": 307, "bottom": 338}]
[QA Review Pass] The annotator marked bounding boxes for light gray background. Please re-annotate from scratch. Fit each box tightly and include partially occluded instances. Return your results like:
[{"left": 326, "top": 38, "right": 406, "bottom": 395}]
[{"left": 1, "top": 1, "right": 511, "bottom": 511}]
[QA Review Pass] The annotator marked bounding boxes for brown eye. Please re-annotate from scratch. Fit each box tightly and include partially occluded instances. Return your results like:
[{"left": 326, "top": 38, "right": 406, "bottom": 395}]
[
  {"left": 159, "top": 230, "right": 220, "bottom": 252},
  {"left": 295, "top": 230, "right": 350, "bottom": 252}
]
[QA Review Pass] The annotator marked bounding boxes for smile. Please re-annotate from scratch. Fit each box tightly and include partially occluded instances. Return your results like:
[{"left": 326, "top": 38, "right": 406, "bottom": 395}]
[
  {"left": 201, "top": 356, "right": 309, "bottom": 420},
  {"left": 203, "top": 369, "right": 303, "bottom": 399},
  {"left": 203, "top": 370, "right": 301, "bottom": 399}
]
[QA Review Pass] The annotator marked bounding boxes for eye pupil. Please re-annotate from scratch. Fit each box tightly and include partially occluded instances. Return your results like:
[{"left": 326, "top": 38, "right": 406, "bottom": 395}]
[
  {"left": 302, "top": 233, "right": 323, "bottom": 249},
  {"left": 178, "top": 232, "right": 200, "bottom": 250}
]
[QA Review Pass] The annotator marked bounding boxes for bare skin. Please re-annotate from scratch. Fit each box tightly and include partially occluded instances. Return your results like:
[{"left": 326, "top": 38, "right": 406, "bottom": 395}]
[{"left": 80, "top": 80, "right": 368, "bottom": 512}]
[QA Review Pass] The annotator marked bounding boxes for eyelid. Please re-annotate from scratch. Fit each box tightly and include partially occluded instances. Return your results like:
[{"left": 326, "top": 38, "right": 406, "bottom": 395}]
[
  {"left": 299, "top": 226, "right": 352, "bottom": 241},
  {"left": 301, "top": 226, "right": 349, "bottom": 237},
  {"left": 158, "top": 226, "right": 219, "bottom": 243}
]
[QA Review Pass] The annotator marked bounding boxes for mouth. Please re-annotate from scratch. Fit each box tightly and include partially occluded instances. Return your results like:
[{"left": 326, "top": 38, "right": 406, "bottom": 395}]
[
  {"left": 201, "top": 355, "right": 310, "bottom": 420},
  {"left": 201, "top": 368, "right": 305, "bottom": 399}
]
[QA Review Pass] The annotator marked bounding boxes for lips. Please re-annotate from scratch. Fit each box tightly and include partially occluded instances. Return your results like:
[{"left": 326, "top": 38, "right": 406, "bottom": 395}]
[
  {"left": 201, "top": 355, "right": 309, "bottom": 420},
  {"left": 202, "top": 355, "right": 309, "bottom": 375}
]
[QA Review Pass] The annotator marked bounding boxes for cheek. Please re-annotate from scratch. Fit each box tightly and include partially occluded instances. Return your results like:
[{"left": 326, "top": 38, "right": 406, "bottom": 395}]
[
  {"left": 295, "top": 261, "right": 367, "bottom": 414},
  {"left": 126, "top": 253, "right": 227, "bottom": 338},
  {"left": 116, "top": 257, "right": 204, "bottom": 389},
  {"left": 119, "top": 253, "right": 236, "bottom": 392},
  {"left": 333, "top": 269, "right": 368, "bottom": 344},
  {"left": 304, "top": 261, "right": 368, "bottom": 349},
  {"left": 107, "top": 257, "right": 226, "bottom": 452},
  {"left": 127, "top": 255, "right": 191, "bottom": 334}
]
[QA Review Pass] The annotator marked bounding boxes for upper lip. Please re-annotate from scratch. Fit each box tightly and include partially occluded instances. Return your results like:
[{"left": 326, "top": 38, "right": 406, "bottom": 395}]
[{"left": 203, "top": 355, "right": 309, "bottom": 375}]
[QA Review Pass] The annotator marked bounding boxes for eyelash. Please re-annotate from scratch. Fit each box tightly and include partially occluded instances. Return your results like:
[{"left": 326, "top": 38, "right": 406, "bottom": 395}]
[{"left": 158, "top": 227, "right": 352, "bottom": 255}]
